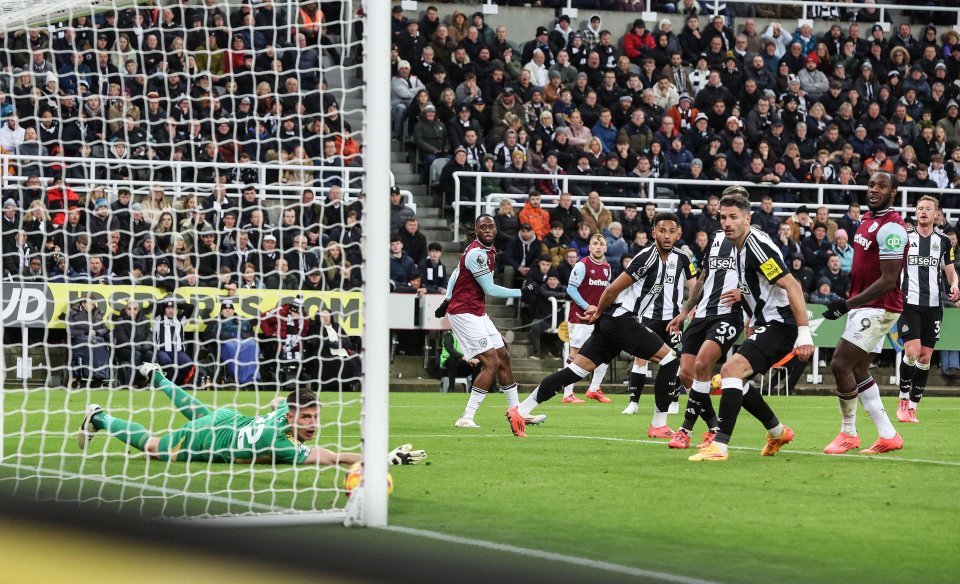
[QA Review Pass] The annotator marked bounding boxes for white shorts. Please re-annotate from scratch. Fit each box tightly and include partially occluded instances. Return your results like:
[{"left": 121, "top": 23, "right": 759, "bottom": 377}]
[
  {"left": 447, "top": 313, "right": 505, "bottom": 360},
  {"left": 568, "top": 323, "right": 595, "bottom": 349},
  {"left": 841, "top": 307, "right": 900, "bottom": 354}
]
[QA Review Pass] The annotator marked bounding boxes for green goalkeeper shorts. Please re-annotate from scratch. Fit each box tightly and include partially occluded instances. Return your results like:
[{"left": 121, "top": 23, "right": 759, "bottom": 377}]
[{"left": 155, "top": 408, "right": 242, "bottom": 462}]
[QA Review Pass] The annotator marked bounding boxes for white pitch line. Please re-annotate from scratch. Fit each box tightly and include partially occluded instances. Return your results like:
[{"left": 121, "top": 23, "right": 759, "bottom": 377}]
[
  {"left": 380, "top": 433, "right": 960, "bottom": 467},
  {"left": 383, "top": 525, "right": 722, "bottom": 584}
]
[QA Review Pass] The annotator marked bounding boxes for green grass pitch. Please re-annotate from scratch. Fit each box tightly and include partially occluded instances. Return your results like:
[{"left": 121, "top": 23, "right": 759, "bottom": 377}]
[{"left": 2, "top": 390, "right": 958, "bottom": 583}]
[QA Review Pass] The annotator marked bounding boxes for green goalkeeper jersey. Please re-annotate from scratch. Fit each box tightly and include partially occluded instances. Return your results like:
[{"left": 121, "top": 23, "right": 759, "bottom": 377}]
[{"left": 160, "top": 405, "right": 312, "bottom": 464}]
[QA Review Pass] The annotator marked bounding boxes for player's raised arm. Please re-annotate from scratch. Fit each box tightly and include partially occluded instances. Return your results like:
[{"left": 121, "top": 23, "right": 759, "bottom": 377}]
[{"left": 466, "top": 247, "right": 521, "bottom": 298}]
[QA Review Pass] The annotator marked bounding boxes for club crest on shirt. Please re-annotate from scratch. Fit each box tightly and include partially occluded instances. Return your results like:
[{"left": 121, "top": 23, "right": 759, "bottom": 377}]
[{"left": 868, "top": 222, "right": 879, "bottom": 233}]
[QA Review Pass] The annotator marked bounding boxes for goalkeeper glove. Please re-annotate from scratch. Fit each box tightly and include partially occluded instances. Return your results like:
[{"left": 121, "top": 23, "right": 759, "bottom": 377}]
[
  {"left": 388, "top": 443, "right": 427, "bottom": 465},
  {"left": 434, "top": 299, "right": 450, "bottom": 318},
  {"left": 822, "top": 299, "right": 849, "bottom": 321}
]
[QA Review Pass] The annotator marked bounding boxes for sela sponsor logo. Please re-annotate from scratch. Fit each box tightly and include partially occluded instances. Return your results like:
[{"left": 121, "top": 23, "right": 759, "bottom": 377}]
[
  {"left": 854, "top": 232, "right": 872, "bottom": 250},
  {"left": 709, "top": 256, "right": 737, "bottom": 270}
]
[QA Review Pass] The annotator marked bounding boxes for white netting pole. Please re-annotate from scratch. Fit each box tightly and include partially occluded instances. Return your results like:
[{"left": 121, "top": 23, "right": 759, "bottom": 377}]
[{"left": 360, "top": 0, "right": 390, "bottom": 528}]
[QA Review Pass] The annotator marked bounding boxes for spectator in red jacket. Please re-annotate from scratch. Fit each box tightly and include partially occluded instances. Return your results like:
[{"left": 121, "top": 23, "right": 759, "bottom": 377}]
[
  {"left": 45, "top": 177, "right": 80, "bottom": 226},
  {"left": 623, "top": 19, "right": 655, "bottom": 67}
]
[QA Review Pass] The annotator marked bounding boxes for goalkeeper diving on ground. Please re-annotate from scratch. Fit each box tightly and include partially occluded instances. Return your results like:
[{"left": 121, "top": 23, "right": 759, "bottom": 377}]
[{"left": 78, "top": 364, "right": 426, "bottom": 466}]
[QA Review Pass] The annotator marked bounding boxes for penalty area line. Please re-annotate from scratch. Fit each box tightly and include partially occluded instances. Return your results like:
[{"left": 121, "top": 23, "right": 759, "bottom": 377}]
[{"left": 382, "top": 524, "right": 722, "bottom": 584}]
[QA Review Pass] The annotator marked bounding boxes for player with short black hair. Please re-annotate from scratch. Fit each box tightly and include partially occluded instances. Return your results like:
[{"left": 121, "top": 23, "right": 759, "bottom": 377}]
[
  {"left": 513, "top": 215, "right": 685, "bottom": 428},
  {"left": 437, "top": 214, "right": 545, "bottom": 437},
  {"left": 896, "top": 195, "right": 960, "bottom": 422},
  {"left": 617, "top": 213, "right": 699, "bottom": 438},
  {"left": 78, "top": 365, "right": 426, "bottom": 466},
  {"left": 821, "top": 172, "right": 908, "bottom": 455},
  {"left": 688, "top": 190, "right": 814, "bottom": 461}
]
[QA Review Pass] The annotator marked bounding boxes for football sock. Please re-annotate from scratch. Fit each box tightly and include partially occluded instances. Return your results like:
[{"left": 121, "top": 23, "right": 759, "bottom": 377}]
[
  {"left": 628, "top": 363, "right": 648, "bottom": 404},
  {"left": 899, "top": 354, "right": 917, "bottom": 400},
  {"left": 651, "top": 410, "right": 668, "bottom": 427},
  {"left": 858, "top": 381, "right": 897, "bottom": 439},
  {"left": 653, "top": 361, "right": 679, "bottom": 414},
  {"left": 681, "top": 380, "right": 711, "bottom": 432},
  {"left": 715, "top": 378, "right": 746, "bottom": 445},
  {"left": 462, "top": 387, "right": 488, "bottom": 420},
  {"left": 91, "top": 412, "right": 149, "bottom": 451},
  {"left": 741, "top": 385, "right": 780, "bottom": 432},
  {"left": 526, "top": 364, "right": 589, "bottom": 411},
  {"left": 156, "top": 373, "right": 211, "bottom": 421},
  {"left": 838, "top": 394, "right": 858, "bottom": 436},
  {"left": 562, "top": 356, "right": 575, "bottom": 397},
  {"left": 910, "top": 362, "right": 930, "bottom": 407},
  {"left": 589, "top": 362, "right": 609, "bottom": 390},
  {"left": 500, "top": 382, "right": 520, "bottom": 408}
]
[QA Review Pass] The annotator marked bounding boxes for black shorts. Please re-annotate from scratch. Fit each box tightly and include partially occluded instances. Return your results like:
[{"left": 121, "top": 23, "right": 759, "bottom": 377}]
[
  {"left": 681, "top": 316, "right": 743, "bottom": 356},
  {"left": 737, "top": 321, "right": 798, "bottom": 375},
  {"left": 579, "top": 314, "right": 668, "bottom": 365},
  {"left": 898, "top": 305, "right": 942, "bottom": 347},
  {"left": 642, "top": 318, "right": 684, "bottom": 352}
]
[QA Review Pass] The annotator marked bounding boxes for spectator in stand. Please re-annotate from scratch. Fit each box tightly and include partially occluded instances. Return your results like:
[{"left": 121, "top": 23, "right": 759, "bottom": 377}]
[
  {"left": 526, "top": 269, "right": 565, "bottom": 360},
  {"left": 519, "top": 192, "right": 551, "bottom": 240},
  {"left": 809, "top": 277, "right": 842, "bottom": 305},
  {"left": 398, "top": 216, "right": 427, "bottom": 266},
  {"left": 389, "top": 234, "right": 416, "bottom": 287},
  {"left": 818, "top": 254, "right": 850, "bottom": 298},
  {"left": 389, "top": 186, "right": 415, "bottom": 234},
  {"left": 153, "top": 298, "right": 195, "bottom": 385},
  {"left": 579, "top": 190, "right": 612, "bottom": 235},
  {"left": 603, "top": 222, "right": 629, "bottom": 265},
  {"left": 502, "top": 222, "right": 546, "bottom": 290},
  {"left": 777, "top": 222, "right": 802, "bottom": 261},
  {"left": 392, "top": 59, "right": 424, "bottom": 139},
  {"left": 832, "top": 229, "right": 853, "bottom": 274},
  {"left": 420, "top": 242, "right": 447, "bottom": 294},
  {"left": 113, "top": 300, "right": 154, "bottom": 387},
  {"left": 264, "top": 257, "right": 299, "bottom": 290},
  {"left": 801, "top": 221, "right": 834, "bottom": 274},
  {"left": 837, "top": 202, "right": 862, "bottom": 235},
  {"left": 752, "top": 195, "right": 780, "bottom": 238},
  {"left": 284, "top": 234, "right": 320, "bottom": 286},
  {"left": 202, "top": 299, "right": 260, "bottom": 385},
  {"left": 697, "top": 195, "right": 721, "bottom": 234}
]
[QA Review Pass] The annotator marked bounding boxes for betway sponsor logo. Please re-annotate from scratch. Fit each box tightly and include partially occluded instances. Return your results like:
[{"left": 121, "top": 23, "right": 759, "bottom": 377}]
[
  {"left": 587, "top": 278, "right": 609, "bottom": 287},
  {"left": 854, "top": 232, "right": 872, "bottom": 250}
]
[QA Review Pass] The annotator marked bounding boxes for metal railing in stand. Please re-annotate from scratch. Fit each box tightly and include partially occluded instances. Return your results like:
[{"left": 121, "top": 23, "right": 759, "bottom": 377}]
[{"left": 451, "top": 170, "right": 939, "bottom": 241}]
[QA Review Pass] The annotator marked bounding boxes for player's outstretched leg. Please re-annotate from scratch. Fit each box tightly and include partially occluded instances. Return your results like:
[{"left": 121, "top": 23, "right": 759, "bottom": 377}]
[
  {"left": 141, "top": 363, "right": 211, "bottom": 421},
  {"left": 669, "top": 379, "right": 718, "bottom": 449},
  {"left": 622, "top": 361, "right": 647, "bottom": 415},
  {"left": 519, "top": 360, "right": 593, "bottom": 423},
  {"left": 561, "top": 355, "right": 586, "bottom": 404},
  {"left": 857, "top": 377, "right": 903, "bottom": 454},
  {"left": 77, "top": 404, "right": 151, "bottom": 453}
]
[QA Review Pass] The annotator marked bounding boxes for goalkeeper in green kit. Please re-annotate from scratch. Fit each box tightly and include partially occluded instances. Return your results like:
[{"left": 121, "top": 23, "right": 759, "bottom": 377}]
[{"left": 78, "top": 364, "right": 426, "bottom": 466}]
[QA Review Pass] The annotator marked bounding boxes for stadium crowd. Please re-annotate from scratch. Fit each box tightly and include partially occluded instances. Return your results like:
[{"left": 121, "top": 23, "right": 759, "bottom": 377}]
[{"left": 390, "top": 3, "right": 960, "bottom": 372}]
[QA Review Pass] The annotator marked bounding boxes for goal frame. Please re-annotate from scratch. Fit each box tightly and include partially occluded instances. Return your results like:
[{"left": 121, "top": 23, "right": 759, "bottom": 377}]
[{"left": 0, "top": 0, "right": 391, "bottom": 528}]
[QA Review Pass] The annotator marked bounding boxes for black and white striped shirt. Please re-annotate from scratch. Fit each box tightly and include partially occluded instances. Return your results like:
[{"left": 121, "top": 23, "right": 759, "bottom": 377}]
[
  {"left": 694, "top": 231, "right": 742, "bottom": 320},
  {"left": 154, "top": 316, "right": 185, "bottom": 352},
  {"left": 639, "top": 247, "right": 698, "bottom": 321},
  {"left": 614, "top": 246, "right": 698, "bottom": 319},
  {"left": 737, "top": 227, "right": 794, "bottom": 327},
  {"left": 902, "top": 228, "right": 954, "bottom": 308}
]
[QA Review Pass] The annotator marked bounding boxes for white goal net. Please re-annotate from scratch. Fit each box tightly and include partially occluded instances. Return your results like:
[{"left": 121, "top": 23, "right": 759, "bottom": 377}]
[{"left": 0, "top": 0, "right": 390, "bottom": 525}]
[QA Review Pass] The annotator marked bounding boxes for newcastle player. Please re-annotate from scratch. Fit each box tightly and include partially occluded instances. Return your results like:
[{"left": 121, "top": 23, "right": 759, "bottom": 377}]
[
  {"left": 688, "top": 189, "right": 813, "bottom": 461},
  {"left": 896, "top": 196, "right": 959, "bottom": 422}
]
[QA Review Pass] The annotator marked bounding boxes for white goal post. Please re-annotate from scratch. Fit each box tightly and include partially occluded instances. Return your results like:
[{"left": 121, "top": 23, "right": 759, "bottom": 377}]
[{"left": 0, "top": 0, "right": 390, "bottom": 527}]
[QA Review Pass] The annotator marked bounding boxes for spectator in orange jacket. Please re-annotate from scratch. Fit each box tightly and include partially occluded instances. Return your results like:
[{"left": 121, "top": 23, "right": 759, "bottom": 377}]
[{"left": 518, "top": 191, "right": 551, "bottom": 239}]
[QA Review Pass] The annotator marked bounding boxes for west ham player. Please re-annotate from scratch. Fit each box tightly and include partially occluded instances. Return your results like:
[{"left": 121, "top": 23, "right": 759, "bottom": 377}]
[
  {"left": 617, "top": 216, "right": 699, "bottom": 437},
  {"left": 822, "top": 172, "right": 907, "bottom": 455},
  {"left": 437, "top": 215, "right": 542, "bottom": 437},
  {"left": 563, "top": 234, "right": 613, "bottom": 404},
  {"left": 512, "top": 213, "right": 684, "bottom": 428},
  {"left": 688, "top": 190, "right": 814, "bottom": 461},
  {"left": 896, "top": 196, "right": 960, "bottom": 422},
  {"left": 665, "top": 192, "right": 746, "bottom": 450}
]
